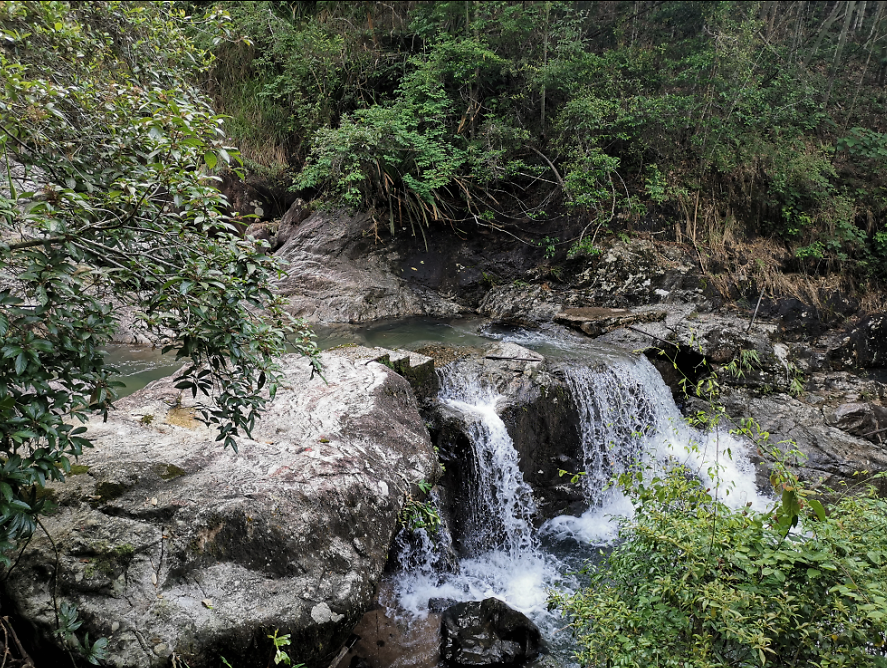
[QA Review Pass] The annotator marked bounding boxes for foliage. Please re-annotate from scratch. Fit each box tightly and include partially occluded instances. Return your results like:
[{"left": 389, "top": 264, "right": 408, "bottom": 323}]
[
  {"left": 56, "top": 601, "right": 109, "bottom": 665},
  {"left": 553, "top": 342, "right": 887, "bottom": 666},
  {"left": 553, "top": 464, "right": 887, "bottom": 668},
  {"left": 0, "top": 1, "right": 318, "bottom": 564},
  {"left": 199, "top": 0, "right": 887, "bottom": 281},
  {"left": 294, "top": 53, "right": 470, "bottom": 239},
  {"left": 399, "top": 480, "right": 441, "bottom": 533},
  {"left": 268, "top": 629, "right": 303, "bottom": 667},
  {"left": 567, "top": 236, "right": 602, "bottom": 259}
]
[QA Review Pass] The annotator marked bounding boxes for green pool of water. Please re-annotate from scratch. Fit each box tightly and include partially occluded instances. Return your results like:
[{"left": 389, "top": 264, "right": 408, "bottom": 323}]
[{"left": 106, "top": 317, "right": 498, "bottom": 398}]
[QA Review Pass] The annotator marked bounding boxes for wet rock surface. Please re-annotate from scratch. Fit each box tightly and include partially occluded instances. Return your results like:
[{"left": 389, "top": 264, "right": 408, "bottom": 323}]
[
  {"left": 441, "top": 598, "right": 545, "bottom": 667},
  {"left": 3, "top": 351, "right": 438, "bottom": 668}
]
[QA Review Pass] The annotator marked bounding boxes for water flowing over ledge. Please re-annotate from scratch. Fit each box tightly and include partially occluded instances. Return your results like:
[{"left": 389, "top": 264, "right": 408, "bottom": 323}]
[{"left": 385, "top": 342, "right": 769, "bottom": 665}]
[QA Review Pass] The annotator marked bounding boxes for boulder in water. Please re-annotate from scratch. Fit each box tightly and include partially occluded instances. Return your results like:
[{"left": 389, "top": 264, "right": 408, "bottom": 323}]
[{"left": 440, "top": 598, "right": 545, "bottom": 666}]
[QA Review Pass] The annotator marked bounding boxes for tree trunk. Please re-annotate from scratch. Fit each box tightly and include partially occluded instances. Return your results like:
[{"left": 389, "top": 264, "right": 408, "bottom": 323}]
[
  {"left": 541, "top": 1, "right": 550, "bottom": 138},
  {"left": 824, "top": 0, "right": 858, "bottom": 109},
  {"left": 802, "top": 2, "right": 844, "bottom": 69}
]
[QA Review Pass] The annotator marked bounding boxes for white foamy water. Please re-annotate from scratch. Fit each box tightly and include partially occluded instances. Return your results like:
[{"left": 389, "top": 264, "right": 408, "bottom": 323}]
[
  {"left": 540, "top": 492, "right": 635, "bottom": 545},
  {"left": 387, "top": 347, "right": 771, "bottom": 665},
  {"left": 388, "top": 367, "right": 565, "bottom": 632},
  {"left": 560, "top": 356, "right": 768, "bottom": 514},
  {"left": 438, "top": 375, "right": 537, "bottom": 556}
]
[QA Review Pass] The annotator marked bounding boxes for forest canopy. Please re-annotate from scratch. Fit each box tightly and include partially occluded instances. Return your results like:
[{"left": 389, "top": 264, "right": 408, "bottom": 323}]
[{"left": 200, "top": 0, "right": 887, "bottom": 281}]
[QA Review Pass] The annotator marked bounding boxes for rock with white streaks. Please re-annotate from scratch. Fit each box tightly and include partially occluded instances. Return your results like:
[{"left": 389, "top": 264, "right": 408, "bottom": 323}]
[{"left": 3, "top": 350, "right": 439, "bottom": 668}]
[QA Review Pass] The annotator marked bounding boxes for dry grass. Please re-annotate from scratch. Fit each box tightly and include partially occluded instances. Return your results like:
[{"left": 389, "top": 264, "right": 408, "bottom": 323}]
[{"left": 697, "top": 231, "right": 887, "bottom": 315}]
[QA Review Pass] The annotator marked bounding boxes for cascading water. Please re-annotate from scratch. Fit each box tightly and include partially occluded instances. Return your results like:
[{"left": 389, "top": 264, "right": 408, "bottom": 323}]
[
  {"left": 388, "top": 366, "right": 559, "bottom": 618},
  {"left": 386, "top": 341, "right": 770, "bottom": 666},
  {"left": 437, "top": 374, "right": 536, "bottom": 556},
  {"left": 562, "top": 361, "right": 656, "bottom": 504},
  {"left": 543, "top": 353, "right": 767, "bottom": 546}
]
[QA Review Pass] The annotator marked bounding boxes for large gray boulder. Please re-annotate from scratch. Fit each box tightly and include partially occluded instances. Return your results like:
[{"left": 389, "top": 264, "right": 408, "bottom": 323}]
[
  {"left": 720, "top": 389, "right": 887, "bottom": 492},
  {"left": 4, "top": 351, "right": 439, "bottom": 668},
  {"left": 273, "top": 209, "right": 465, "bottom": 323}
]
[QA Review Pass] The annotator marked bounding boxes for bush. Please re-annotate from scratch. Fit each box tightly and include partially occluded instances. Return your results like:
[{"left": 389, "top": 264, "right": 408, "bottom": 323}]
[{"left": 553, "top": 464, "right": 887, "bottom": 667}]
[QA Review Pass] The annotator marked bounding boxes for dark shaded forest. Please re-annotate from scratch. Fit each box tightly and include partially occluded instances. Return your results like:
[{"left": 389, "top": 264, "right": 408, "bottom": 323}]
[{"left": 196, "top": 1, "right": 887, "bottom": 303}]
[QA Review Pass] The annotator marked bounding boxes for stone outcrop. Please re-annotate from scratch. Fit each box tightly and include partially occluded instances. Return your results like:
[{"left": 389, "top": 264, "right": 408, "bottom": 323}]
[
  {"left": 828, "top": 402, "right": 887, "bottom": 445},
  {"left": 558, "top": 240, "right": 708, "bottom": 309},
  {"left": 4, "top": 351, "right": 439, "bottom": 668},
  {"left": 441, "top": 598, "right": 545, "bottom": 667},
  {"left": 554, "top": 306, "right": 668, "bottom": 338},
  {"left": 274, "top": 209, "right": 466, "bottom": 323},
  {"left": 720, "top": 390, "right": 887, "bottom": 493},
  {"left": 478, "top": 285, "right": 562, "bottom": 325},
  {"left": 244, "top": 198, "right": 313, "bottom": 253},
  {"left": 828, "top": 313, "right": 887, "bottom": 370}
]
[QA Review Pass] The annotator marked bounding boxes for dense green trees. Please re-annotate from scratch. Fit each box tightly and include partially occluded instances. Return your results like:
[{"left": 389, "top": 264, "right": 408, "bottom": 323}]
[
  {"left": 205, "top": 1, "right": 887, "bottom": 279},
  {"left": 0, "top": 2, "right": 317, "bottom": 558}
]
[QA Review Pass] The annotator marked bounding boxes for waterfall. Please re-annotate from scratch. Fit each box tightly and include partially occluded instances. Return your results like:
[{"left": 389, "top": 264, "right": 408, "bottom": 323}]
[
  {"left": 544, "top": 352, "right": 767, "bottom": 544},
  {"left": 388, "top": 365, "right": 558, "bottom": 620},
  {"left": 437, "top": 370, "right": 536, "bottom": 556},
  {"left": 387, "top": 341, "right": 768, "bottom": 666},
  {"left": 561, "top": 360, "right": 657, "bottom": 507}
]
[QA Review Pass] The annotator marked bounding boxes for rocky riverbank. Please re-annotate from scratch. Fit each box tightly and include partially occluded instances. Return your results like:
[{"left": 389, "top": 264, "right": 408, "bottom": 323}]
[
  {"left": 4, "top": 350, "right": 439, "bottom": 668},
  {"left": 263, "top": 203, "right": 886, "bottom": 492}
]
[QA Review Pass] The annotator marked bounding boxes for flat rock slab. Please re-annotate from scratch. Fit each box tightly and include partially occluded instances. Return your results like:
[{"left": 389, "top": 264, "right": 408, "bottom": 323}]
[
  {"left": 554, "top": 307, "right": 667, "bottom": 338},
  {"left": 4, "top": 351, "right": 438, "bottom": 668}
]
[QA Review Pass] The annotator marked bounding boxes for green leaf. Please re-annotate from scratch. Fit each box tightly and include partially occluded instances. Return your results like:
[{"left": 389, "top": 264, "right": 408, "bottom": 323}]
[
  {"left": 14, "top": 351, "right": 27, "bottom": 375},
  {"left": 204, "top": 152, "right": 217, "bottom": 170}
]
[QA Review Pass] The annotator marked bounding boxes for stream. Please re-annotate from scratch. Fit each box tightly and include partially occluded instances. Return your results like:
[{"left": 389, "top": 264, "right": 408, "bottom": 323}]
[{"left": 105, "top": 317, "right": 770, "bottom": 667}]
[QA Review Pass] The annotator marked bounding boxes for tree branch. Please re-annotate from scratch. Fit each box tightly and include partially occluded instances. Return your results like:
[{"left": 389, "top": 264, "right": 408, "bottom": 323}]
[{"left": 528, "top": 146, "right": 565, "bottom": 189}]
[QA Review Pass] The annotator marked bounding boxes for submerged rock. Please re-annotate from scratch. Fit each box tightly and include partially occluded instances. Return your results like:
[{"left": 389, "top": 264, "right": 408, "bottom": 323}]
[
  {"left": 441, "top": 598, "right": 545, "bottom": 666},
  {"left": 4, "top": 351, "right": 439, "bottom": 668}
]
